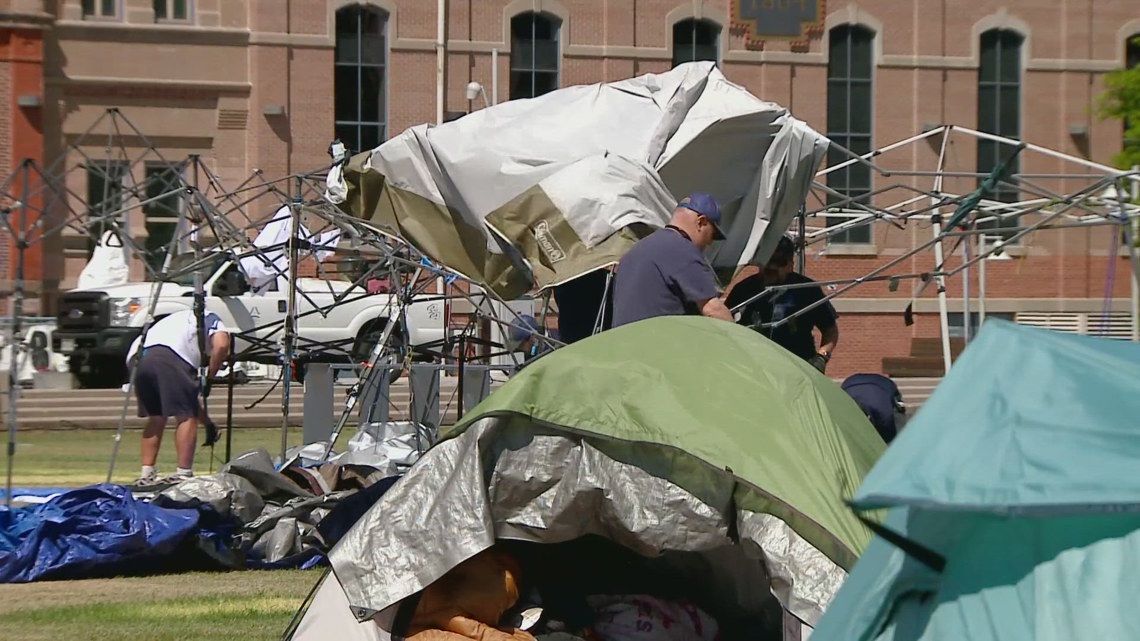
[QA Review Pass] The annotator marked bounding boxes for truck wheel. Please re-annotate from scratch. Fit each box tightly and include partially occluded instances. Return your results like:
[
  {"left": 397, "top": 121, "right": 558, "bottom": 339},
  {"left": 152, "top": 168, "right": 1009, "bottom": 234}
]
[{"left": 353, "top": 322, "right": 407, "bottom": 384}]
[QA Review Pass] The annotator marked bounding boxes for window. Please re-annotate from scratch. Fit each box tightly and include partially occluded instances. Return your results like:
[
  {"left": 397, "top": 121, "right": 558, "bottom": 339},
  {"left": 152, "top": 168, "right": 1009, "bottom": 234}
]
[
  {"left": 510, "top": 12, "right": 560, "bottom": 100},
  {"left": 334, "top": 6, "right": 388, "bottom": 154},
  {"left": 948, "top": 312, "right": 1014, "bottom": 339},
  {"left": 85, "top": 161, "right": 129, "bottom": 258},
  {"left": 154, "top": 0, "right": 190, "bottom": 22},
  {"left": 81, "top": 0, "right": 119, "bottom": 19},
  {"left": 143, "top": 163, "right": 186, "bottom": 273},
  {"left": 977, "top": 29, "right": 1024, "bottom": 238},
  {"left": 825, "top": 25, "right": 875, "bottom": 244},
  {"left": 672, "top": 19, "right": 720, "bottom": 67}
]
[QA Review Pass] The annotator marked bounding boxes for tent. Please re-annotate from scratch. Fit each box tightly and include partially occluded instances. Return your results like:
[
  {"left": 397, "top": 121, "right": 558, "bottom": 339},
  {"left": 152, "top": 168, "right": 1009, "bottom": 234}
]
[
  {"left": 284, "top": 316, "right": 885, "bottom": 641},
  {"left": 325, "top": 61, "right": 828, "bottom": 299},
  {"left": 811, "top": 320, "right": 1140, "bottom": 641}
]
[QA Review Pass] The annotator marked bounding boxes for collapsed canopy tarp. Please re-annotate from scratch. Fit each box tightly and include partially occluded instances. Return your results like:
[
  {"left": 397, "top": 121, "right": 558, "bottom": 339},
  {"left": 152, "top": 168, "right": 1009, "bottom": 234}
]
[
  {"left": 326, "top": 61, "right": 828, "bottom": 298},
  {"left": 320, "top": 316, "right": 883, "bottom": 638},
  {"left": 0, "top": 484, "right": 211, "bottom": 583},
  {"left": 811, "top": 320, "right": 1140, "bottom": 641}
]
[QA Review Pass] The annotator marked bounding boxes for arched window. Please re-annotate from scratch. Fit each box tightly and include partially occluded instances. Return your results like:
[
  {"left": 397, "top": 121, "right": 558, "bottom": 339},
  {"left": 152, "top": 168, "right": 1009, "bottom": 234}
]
[
  {"left": 672, "top": 18, "right": 720, "bottom": 67},
  {"left": 334, "top": 5, "right": 389, "bottom": 153},
  {"left": 510, "top": 12, "right": 560, "bottom": 100},
  {"left": 976, "top": 29, "right": 1023, "bottom": 236},
  {"left": 825, "top": 25, "right": 875, "bottom": 244},
  {"left": 971, "top": 29, "right": 1026, "bottom": 237}
]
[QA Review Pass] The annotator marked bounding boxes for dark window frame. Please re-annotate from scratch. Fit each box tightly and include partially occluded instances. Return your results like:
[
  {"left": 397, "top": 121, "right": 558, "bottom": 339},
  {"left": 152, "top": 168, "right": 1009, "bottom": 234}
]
[
  {"left": 672, "top": 18, "right": 721, "bottom": 67},
  {"left": 976, "top": 29, "right": 1024, "bottom": 240},
  {"left": 334, "top": 5, "right": 389, "bottom": 154},
  {"left": 82, "top": 0, "right": 120, "bottom": 20},
  {"left": 84, "top": 160, "right": 131, "bottom": 259},
  {"left": 825, "top": 24, "right": 875, "bottom": 245},
  {"left": 142, "top": 161, "right": 188, "bottom": 273},
  {"left": 510, "top": 11, "right": 561, "bottom": 100},
  {"left": 153, "top": 0, "right": 191, "bottom": 22}
]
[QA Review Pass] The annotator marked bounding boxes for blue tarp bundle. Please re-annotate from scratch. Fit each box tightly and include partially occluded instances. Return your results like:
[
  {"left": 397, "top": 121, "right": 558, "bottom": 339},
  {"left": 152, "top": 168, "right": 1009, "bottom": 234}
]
[{"left": 0, "top": 484, "right": 208, "bottom": 583}]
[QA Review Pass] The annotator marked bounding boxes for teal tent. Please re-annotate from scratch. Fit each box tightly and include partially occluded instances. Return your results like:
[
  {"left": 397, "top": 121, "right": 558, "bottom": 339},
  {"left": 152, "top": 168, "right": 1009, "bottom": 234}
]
[
  {"left": 286, "top": 316, "right": 885, "bottom": 641},
  {"left": 812, "top": 319, "right": 1140, "bottom": 641}
]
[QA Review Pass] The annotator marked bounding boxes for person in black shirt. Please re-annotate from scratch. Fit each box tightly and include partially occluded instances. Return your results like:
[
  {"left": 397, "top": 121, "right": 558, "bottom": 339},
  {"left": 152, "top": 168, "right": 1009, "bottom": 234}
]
[{"left": 725, "top": 235, "right": 840, "bottom": 373}]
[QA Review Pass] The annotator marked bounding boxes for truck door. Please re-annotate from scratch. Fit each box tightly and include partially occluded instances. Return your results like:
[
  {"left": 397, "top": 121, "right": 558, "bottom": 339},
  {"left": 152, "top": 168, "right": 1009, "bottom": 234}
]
[{"left": 208, "top": 260, "right": 285, "bottom": 358}]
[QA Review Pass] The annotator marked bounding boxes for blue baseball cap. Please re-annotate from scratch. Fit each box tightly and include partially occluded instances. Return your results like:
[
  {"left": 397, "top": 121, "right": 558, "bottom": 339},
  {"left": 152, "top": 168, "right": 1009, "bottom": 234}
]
[
  {"left": 509, "top": 314, "right": 542, "bottom": 343},
  {"left": 678, "top": 192, "right": 726, "bottom": 240}
]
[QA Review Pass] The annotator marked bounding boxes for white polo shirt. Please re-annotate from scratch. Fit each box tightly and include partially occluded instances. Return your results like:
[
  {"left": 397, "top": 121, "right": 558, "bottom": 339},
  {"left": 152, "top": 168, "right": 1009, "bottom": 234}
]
[{"left": 126, "top": 309, "right": 228, "bottom": 369}]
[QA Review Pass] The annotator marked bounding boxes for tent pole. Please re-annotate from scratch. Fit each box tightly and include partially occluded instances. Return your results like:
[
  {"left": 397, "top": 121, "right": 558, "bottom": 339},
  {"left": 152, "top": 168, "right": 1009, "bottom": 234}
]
[
  {"left": 1132, "top": 167, "right": 1139, "bottom": 342},
  {"left": 280, "top": 177, "right": 303, "bottom": 465},
  {"left": 795, "top": 207, "right": 807, "bottom": 274},
  {"left": 932, "top": 217, "right": 953, "bottom": 373},
  {"left": 978, "top": 235, "right": 987, "bottom": 327},
  {"left": 962, "top": 229, "right": 971, "bottom": 343},
  {"left": 931, "top": 127, "right": 953, "bottom": 374},
  {"left": 4, "top": 163, "right": 30, "bottom": 508}
]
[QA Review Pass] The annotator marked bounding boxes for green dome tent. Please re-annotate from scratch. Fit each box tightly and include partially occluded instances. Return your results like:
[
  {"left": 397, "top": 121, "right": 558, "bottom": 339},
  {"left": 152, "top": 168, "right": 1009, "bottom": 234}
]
[
  {"left": 811, "top": 320, "right": 1140, "bottom": 641},
  {"left": 285, "top": 316, "right": 885, "bottom": 641}
]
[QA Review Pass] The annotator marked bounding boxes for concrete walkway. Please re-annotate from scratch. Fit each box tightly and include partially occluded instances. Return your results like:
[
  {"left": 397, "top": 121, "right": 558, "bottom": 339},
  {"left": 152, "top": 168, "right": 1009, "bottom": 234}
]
[{"left": 2, "top": 376, "right": 943, "bottom": 430}]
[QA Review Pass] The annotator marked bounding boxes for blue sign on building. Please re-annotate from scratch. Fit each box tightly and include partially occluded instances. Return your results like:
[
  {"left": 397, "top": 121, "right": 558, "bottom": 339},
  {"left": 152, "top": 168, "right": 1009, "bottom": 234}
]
[{"left": 733, "top": 0, "right": 826, "bottom": 41}]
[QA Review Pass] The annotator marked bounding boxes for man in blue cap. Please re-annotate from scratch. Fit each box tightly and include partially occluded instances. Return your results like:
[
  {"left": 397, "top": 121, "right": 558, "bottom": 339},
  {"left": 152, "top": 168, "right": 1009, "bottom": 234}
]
[
  {"left": 508, "top": 314, "right": 554, "bottom": 370},
  {"left": 841, "top": 373, "right": 907, "bottom": 444},
  {"left": 611, "top": 192, "right": 734, "bottom": 327}
]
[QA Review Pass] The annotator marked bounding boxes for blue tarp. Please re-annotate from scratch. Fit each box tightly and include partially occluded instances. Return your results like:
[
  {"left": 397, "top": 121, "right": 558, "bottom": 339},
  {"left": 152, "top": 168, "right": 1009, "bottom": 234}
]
[
  {"left": 0, "top": 484, "right": 206, "bottom": 583},
  {"left": 0, "top": 487, "right": 72, "bottom": 501}
]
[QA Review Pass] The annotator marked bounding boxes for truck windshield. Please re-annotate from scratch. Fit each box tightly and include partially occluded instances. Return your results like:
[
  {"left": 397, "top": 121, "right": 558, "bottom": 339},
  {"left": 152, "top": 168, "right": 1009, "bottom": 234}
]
[{"left": 160, "top": 253, "right": 226, "bottom": 286}]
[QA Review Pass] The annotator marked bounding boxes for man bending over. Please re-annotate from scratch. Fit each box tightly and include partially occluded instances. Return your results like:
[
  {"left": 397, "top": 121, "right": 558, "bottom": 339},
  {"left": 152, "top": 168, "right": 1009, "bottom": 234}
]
[{"left": 125, "top": 309, "right": 231, "bottom": 488}]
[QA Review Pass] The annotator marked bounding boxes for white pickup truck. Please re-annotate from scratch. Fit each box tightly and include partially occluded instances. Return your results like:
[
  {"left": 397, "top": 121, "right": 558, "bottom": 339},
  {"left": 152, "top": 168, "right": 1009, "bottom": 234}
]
[{"left": 53, "top": 251, "right": 446, "bottom": 388}]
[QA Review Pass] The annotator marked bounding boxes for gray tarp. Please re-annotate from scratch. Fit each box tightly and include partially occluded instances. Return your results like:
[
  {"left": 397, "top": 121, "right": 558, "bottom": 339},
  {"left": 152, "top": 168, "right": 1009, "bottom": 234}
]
[
  {"left": 322, "top": 417, "right": 844, "bottom": 641},
  {"left": 326, "top": 61, "right": 829, "bottom": 297}
]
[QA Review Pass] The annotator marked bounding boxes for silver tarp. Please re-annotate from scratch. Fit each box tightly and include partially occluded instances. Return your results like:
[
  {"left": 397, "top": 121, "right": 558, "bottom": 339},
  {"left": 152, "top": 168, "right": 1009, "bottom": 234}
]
[{"left": 329, "top": 417, "right": 846, "bottom": 631}]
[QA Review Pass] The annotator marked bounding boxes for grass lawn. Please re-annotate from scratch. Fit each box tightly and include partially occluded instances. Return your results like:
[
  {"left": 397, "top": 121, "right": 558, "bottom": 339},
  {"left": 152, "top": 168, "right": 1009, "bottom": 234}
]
[
  {"left": 6, "top": 427, "right": 305, "bottom": 487},
  {"left": 0, "top": 569, "right": 323, "bottom": 641},
  {"left": 2, "top": 428, "right": 325, "bottom": 641}
]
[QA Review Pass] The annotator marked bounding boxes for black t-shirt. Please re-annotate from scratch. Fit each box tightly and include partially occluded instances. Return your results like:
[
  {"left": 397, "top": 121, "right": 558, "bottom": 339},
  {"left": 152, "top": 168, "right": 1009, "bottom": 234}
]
[
  {"left": 552, "top": 269, "right": 613, "bottom": 344},
  {"left": 725, "top": 271, "right": 838, "bottom": 361}
]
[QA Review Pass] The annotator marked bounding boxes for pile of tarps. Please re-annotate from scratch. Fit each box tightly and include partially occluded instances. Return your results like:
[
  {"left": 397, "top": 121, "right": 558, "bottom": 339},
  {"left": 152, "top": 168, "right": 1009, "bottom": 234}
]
[
  {"left": 284, "top": 316, "right": 886, "bottom": 641},
  {"left": 0, "top": 484, "right": 236, "bottom": 583},
  {"left": 812, "top": 320, "right": 1140, "bottom": 641},
  {"left": 325, "top": 61, "right": 829, "bottom": 298},
  {"left": 0, "top": 423, "right": 420, "bottom": 583}
]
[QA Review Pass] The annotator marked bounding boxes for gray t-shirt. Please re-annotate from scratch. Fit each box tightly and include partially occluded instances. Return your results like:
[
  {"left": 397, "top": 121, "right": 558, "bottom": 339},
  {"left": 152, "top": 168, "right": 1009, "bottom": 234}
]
[{"left": 611, "top": 227, "right": 719, "bottom": 328}]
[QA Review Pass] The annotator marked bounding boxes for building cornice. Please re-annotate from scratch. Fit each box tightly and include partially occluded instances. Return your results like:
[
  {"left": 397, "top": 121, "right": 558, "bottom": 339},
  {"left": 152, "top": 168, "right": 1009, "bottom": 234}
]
[
  {"left": 46, "top": 76, "right": 251, "bottom": 95},
  {"left": 0, "top": 10, "right": 53, "bottom": 29}
]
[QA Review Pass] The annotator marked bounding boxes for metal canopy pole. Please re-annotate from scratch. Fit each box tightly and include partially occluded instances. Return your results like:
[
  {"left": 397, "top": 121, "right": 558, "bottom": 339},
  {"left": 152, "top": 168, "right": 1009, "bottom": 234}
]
[
  {"left": 279, "top": 177, "right": 303, "bottom": 464},
  {"left": 4, "top": 164, "right": 31, "bottom": 507},
  {"left": 930, "top": 130, "right": 954, "bottom": 374},
  {"left": 1131, "top": 168, "right": 1140, "bottom": 342}
]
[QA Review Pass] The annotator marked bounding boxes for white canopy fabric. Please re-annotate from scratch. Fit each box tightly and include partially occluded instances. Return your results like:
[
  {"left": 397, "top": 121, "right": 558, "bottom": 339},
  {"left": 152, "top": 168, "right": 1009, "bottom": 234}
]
[
  {"left": 327, "top": 61, "right": 828, "bottom": 297},
  {"left": 77, "top": 229, "right": 129, "bottom": 290}
]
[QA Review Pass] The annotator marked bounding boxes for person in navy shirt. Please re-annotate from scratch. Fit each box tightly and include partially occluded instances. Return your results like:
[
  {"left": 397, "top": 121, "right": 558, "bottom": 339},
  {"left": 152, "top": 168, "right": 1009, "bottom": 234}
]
[
  {"left": 611, "top": 192, "right": 734, "bottom": 327},
  {"left": 726, "top": 235, "right": 840, "bottom": 373}
]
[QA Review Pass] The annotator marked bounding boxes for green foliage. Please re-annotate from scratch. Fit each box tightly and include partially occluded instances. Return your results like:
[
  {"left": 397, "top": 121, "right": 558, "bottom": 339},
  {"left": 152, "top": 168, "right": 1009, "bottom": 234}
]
[{"left": 1097, "top": 37, "right": 1140, "bottom": 169}]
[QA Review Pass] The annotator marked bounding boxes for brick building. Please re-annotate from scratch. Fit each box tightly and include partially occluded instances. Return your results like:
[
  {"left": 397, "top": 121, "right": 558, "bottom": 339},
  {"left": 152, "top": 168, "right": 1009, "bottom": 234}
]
[{"left": 0, "top": 0, "right": 1138, "bottom": 377}]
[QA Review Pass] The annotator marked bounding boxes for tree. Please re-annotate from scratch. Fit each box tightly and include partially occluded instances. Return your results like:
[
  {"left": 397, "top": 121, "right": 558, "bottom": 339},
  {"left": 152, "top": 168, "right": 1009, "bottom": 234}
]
[{"left": 1098, "top": 36, "right": 1140, "bottom": 170}]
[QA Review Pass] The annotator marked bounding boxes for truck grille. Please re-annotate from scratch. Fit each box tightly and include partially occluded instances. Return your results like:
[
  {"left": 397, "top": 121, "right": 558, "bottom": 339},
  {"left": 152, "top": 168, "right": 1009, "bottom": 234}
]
[{"left": 57, "top": 292, "right": 109, "bottom": 332}]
